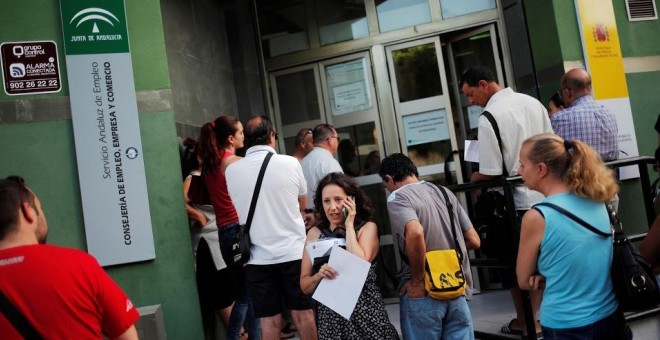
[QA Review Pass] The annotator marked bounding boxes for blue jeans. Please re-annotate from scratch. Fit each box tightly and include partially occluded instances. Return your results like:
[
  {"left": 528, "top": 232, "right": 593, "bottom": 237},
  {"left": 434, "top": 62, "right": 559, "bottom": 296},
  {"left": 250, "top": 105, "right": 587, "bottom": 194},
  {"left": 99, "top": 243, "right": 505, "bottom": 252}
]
[
  {"left": 218, "top": 224, "right": 260, "bottom": 340},
  {"left": 400, "top": 294, "right": 474, "bottom": 340},
  {"left": 542, "top": 310, "right": 632, "bottom": 340}
]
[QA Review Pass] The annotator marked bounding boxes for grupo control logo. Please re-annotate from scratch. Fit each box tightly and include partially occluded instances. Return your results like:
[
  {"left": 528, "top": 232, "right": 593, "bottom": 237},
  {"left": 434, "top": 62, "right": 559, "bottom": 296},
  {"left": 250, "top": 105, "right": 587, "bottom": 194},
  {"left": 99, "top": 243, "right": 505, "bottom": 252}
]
[{"left": 70, "top": 7, "right": 120, "bottom": 34}]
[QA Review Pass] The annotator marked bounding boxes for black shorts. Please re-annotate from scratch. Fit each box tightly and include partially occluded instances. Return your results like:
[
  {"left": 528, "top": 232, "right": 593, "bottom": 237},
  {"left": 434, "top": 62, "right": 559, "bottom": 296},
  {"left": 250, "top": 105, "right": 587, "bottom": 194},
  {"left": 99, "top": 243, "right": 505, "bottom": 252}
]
[
  {"left": 196, "top": 238, "right": 234, "bottom": 309},
  {"left": 245, "top": 259, "right": 313, "bottom": 318}
]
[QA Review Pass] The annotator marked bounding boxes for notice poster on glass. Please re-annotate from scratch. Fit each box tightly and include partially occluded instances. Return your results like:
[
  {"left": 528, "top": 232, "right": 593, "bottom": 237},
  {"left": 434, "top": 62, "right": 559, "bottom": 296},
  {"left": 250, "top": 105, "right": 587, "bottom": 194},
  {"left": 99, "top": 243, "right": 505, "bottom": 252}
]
[
  {"left": 403, "top": 109, "right": 449, "bottom": 146},
  {"left": 467, "top": 105, "right": 483, "bottom": 130},
  {"left": 326, "top": 58, "right": 372, "bottom": 116}
]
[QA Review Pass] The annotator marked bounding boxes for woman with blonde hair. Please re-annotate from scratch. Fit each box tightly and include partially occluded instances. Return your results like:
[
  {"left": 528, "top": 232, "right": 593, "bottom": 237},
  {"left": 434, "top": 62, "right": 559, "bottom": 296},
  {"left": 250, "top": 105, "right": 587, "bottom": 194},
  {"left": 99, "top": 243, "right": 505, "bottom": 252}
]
[{"left": 516, "top": 133, "right": 630, "bottom": 339}]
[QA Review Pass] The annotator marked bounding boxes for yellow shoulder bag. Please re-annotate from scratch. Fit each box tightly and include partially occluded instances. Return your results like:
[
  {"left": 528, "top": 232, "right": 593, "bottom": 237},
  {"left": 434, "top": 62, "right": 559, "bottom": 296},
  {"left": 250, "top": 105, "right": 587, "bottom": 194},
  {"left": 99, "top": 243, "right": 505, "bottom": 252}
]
[{"left": 424, "top": 184, "right": 465, "bottom": 299}]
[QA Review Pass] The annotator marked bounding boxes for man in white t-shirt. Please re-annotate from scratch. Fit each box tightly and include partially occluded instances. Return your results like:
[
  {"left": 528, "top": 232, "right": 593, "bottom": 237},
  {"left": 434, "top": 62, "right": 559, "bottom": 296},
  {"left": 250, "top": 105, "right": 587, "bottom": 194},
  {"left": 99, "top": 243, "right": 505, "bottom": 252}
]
[
  {"left": 226, "top": 116, "right": 317, "bottom": 340},
  {"left": 460, "top": 66, "right": 552, "bottom": 337},
  {"left": 300, "top": 124, "right": 343, "bottom": 210}
]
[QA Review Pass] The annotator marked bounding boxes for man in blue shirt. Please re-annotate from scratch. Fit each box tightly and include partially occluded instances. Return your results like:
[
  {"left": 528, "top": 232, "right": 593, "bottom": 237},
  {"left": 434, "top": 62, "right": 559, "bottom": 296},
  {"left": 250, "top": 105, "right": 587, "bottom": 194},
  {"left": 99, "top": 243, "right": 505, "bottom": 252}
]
[{"left": 552, "top": 68, "right": 619, "bottom": 161}]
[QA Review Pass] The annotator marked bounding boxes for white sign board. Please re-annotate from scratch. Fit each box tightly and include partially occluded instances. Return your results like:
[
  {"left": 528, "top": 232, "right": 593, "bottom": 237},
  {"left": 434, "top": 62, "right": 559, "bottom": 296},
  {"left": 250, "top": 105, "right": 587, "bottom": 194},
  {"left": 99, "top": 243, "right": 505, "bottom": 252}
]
[
  {"left": 403, "top": 109, "right": 450, "bottom": 146},
  {"left": 61, "top": 0, "right": 155, "bottom": 266},
  {"left": 325, "top": 58, "right": 372, "bottom": 116}
]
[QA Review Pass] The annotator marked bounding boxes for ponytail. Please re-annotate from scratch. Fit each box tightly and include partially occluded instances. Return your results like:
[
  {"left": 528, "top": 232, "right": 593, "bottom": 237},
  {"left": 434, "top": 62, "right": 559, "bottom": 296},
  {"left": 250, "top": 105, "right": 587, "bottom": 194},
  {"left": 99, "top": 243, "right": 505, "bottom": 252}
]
[
  {"left": 198, "top": 122, "right": 219, "bottom": 175},
  {"left": 564, "top": 139, "right": 618, "bottom": 202},
  {"left": 524, "top": 133, "right": 618, "bottom": 202}
]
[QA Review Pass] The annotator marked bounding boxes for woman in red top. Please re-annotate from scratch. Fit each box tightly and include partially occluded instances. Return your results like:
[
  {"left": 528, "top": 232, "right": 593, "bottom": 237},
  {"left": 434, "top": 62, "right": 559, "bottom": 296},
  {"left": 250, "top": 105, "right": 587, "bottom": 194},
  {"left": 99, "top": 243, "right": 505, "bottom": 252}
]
[{"left": 199, "top": 115, "right": 260, "bottom": 340}]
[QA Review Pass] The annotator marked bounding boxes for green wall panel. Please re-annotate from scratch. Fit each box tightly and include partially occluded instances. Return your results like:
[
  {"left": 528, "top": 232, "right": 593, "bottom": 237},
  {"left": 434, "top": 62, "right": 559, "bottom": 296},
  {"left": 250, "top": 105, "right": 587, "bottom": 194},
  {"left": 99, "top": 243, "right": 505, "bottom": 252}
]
[
  {"left": 552, "top": 0, "right": 584, "bottom": 61},
  {"left": 0, "top": 0, "right": 170, "bottom": 102},
  {"left": 524, "top": 0, "right": 563, "bottom": 69},
  {"left": 627, "top": 71, "right": 660, "bottom": 159},
  {"left": 0, "top": 120, "right": 85, "bottom": 248},
  {"left": 0, "top": 113, "right": 204, "bottom": 339},
  {"left": 125, "top": 0, "right": 171, "bottom": 90},
  {"left": 614, "top": 0, "right": 660, "bottom": 57}
]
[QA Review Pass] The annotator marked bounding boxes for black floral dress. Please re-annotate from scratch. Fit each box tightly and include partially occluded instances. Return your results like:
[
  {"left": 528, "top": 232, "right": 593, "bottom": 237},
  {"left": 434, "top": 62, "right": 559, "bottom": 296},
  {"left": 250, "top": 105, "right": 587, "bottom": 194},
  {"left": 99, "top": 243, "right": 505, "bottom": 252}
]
[{"left": 315, "top": 227, "right": 399, "bottom": 340}]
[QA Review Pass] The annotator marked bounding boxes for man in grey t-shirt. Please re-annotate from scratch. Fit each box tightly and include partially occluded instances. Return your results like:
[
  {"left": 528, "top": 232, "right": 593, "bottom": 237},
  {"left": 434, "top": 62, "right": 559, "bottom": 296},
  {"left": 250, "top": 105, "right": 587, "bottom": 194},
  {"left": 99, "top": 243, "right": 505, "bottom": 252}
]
[{"left": 380, "top": 153, "right": 480, "bottom": 339}]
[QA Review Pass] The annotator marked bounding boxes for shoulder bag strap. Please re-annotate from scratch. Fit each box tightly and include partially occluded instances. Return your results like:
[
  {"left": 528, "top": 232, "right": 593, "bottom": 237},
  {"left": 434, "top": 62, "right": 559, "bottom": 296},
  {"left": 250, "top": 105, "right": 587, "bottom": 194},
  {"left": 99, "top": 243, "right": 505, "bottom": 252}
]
[
  {"left": 481, "top": 110, "right": 507, "bottom": 176},
  {"left": 533, "top": 202, "right": 610, "bottom": 237},
  {"left": 396, "top": 183, "right": 464, "bottom": 264},
  {"left": 0, "top": 290, "right": 43, "bottom": 339},
  {"left": 244, "top": 152, "right": 274, "bottom": 233},
  {"left": 432, "top": 183, "right": 464, "bottom": 261}
]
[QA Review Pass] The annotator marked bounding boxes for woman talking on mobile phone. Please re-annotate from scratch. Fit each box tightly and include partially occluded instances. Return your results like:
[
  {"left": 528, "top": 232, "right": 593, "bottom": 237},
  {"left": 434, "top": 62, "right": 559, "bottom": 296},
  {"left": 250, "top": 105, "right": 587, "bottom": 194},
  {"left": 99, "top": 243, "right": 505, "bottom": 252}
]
[{"left": 300, "top": 173, "right": 398, "bottom": 339}]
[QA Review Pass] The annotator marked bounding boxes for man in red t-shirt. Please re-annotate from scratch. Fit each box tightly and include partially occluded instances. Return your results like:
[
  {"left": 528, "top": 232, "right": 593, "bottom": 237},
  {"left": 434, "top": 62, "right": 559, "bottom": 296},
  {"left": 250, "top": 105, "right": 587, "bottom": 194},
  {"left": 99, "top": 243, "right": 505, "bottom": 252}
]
[{"left": 0, "top": 176, "right": 139, "bottom": 339}]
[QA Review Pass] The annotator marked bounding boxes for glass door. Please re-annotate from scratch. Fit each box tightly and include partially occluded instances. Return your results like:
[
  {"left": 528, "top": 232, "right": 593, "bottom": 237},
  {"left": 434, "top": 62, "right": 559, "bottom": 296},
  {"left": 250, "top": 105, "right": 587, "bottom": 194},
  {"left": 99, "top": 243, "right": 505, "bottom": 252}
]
[
  {"left": 317, "top": 52, "right": 398, "bottom": 299},
  {"left": 270, "top": 64, "right": 325, "bottom": 154},
  {"left": 446, "top": 24, "right": 505, "bottom": 154},
  {"left": 385, "top": 37, "right": 462, "bottom": 184},
  {"left": 445, "top": 24, "right": 506, "bottom": 290}
]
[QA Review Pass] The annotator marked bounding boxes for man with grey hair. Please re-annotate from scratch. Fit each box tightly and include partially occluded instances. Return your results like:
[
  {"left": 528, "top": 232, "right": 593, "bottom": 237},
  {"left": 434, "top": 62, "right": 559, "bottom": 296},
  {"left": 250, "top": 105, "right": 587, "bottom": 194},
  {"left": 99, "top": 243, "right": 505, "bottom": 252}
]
[{"left": 552, "top": 68, "right": 619, "bottom": 161}]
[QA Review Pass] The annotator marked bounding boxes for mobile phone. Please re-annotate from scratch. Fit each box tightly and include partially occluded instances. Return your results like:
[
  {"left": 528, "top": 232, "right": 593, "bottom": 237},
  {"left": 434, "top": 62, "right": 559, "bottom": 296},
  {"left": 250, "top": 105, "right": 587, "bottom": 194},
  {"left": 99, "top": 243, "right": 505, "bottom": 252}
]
[{"left": 342, "top": 207, "right": 349, "bottom": 219}]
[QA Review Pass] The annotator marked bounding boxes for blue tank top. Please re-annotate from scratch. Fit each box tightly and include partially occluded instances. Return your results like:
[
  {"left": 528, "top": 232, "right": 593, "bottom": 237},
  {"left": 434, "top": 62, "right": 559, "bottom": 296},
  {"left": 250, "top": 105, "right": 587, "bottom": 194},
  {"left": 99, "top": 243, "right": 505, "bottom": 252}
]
[{"left": 535, "top": 193, "right": 618, "bottom": 328}]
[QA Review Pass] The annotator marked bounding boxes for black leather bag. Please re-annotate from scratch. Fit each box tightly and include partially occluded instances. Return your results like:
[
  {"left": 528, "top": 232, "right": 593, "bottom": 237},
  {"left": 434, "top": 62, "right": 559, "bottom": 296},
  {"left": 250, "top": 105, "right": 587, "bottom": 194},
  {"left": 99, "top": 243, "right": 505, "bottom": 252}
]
[
  {"left": 535, "top": 202, "right": 660, "bottom": 312},
  {"left": 473, "top": 111, "right": 513, "bottom": 258},
  {"left": 608, "top": 210, "right": 660, "bottom": 312},
  {"left": 230, "top": 152, "right": 273, "bottom": 266},
  {"left": 474, "top": 190, "right": 512, "bottom": 258}
]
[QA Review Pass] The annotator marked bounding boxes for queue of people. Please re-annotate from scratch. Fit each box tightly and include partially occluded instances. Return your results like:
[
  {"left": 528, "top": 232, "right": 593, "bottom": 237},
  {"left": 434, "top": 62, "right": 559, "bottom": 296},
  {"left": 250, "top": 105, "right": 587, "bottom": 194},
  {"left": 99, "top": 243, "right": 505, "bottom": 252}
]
[{"left": 3, "top": 65, "right": 659, "bottom": 340}]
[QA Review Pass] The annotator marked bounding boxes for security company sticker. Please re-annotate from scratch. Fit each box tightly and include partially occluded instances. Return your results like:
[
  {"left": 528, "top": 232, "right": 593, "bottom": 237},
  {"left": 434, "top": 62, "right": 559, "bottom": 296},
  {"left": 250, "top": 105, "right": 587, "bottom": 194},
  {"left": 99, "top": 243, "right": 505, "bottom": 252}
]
[{"left": 1, "top": 41, "right": 61, "bottom": 96}]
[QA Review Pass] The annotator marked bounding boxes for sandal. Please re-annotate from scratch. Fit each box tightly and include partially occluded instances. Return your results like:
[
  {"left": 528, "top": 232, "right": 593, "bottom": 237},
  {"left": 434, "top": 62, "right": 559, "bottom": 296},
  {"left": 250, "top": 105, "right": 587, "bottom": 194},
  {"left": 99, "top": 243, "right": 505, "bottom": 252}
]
[
  {"left": 502, "top": 319, "right": 543, "bottom": 338},
  {"left": 501, "top": 318, "right": 523, "bottom": 335}
]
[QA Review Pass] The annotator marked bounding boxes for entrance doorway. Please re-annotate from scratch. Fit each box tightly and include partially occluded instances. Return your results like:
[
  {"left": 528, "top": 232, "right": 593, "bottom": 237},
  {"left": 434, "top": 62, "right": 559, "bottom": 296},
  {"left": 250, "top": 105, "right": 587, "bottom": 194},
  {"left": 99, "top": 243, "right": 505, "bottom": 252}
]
[{"left": 268, "top": 23, "right": 507, "bottom": 297}]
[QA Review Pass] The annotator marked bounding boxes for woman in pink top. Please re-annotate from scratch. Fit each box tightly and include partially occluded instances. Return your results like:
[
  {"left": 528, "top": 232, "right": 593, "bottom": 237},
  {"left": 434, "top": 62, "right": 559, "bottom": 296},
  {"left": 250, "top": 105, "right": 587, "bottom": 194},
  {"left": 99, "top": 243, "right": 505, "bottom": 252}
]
[{"left": 198, "top": 115, "right": 260, "bottom": 340}]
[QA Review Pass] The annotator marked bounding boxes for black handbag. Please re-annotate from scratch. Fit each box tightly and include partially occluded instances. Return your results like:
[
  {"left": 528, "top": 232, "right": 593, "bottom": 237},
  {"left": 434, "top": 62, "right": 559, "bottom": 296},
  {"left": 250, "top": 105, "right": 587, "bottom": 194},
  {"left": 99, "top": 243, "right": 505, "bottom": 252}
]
[
  {"left": 230, "top": 152, "right": 273, "bottom": 266},
  {"left": 534, "top": 202, "right": 660, "bottom": 312},
  {"left": 474, "top": 111, "right": 513, "bottom": 258}
]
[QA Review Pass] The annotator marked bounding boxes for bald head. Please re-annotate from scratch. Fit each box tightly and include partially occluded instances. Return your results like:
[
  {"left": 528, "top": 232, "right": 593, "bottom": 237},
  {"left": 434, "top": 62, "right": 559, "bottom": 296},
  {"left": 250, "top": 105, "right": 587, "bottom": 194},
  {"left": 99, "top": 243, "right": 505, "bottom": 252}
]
[
  {"left": 244, "top": 115, "right": 275, "bottom": 149},
  {"left": 560, "top": 68, "right": 592, "bottom": 107}
]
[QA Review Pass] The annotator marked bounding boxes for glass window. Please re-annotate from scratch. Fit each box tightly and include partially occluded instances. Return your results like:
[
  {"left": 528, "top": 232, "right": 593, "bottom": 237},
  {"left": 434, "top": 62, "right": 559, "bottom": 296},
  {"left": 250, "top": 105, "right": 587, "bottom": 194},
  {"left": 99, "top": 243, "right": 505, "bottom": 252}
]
[
  {"left": 275, "top": 70, "right": 321, "bottom": 125},
  {"left": 391, "top": 43, "right": 442, "bottom": 102},
  {"left": 314, "top": 0, "right": 368, "bottom": 46},
  {"left": 325, "top": 58, "right": 373, "bottom": 116},
  {"left": 257, "top": 0, "right": 309, "bottom": 57},
  {"left": 440, "top": 0, "right": 496, "bottom": 19},
  {"left": 336, "top": 122, "right": 381, "bottom": 177},
  {"left": 376, "top": 0, "right": 431, "bottom": 33}
]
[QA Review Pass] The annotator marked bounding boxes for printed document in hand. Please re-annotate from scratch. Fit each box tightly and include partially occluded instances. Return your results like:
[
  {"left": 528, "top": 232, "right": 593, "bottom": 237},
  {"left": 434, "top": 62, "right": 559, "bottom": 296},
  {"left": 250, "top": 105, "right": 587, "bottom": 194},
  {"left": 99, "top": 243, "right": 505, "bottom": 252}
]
[
  {"left": 312, "top": 245, "right": 370, "bottom": 320},
  {"left": 464, "top": 140, "right": 480, "bottom": 162},
  {"left": 305, "top": 238, "right": 346, "bottom": 264}
]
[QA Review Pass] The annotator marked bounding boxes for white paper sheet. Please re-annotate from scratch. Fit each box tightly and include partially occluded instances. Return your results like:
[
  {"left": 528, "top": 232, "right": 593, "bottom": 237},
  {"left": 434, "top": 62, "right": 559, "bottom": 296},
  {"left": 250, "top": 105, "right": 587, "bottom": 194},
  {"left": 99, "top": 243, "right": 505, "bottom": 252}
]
[
  {"left": 305, "top": 238, "right": 346, "bottom": 264},
  {"left": 312, "top": 245, "right": 370, "bottom": 320},
  {"left": 464, "top": 140, "right": 480, "bottom": 162}
]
